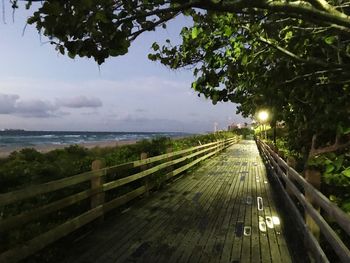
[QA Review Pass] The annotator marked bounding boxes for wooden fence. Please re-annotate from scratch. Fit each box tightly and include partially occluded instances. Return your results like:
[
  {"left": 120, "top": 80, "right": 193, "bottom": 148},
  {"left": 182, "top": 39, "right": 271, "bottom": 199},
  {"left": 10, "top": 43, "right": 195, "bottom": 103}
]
[
  {"left": 257, "top": 139, "right": 350, "bottom": 263},
  {"left": 0, "top": 136, "right": 239, "bottom": 262}
]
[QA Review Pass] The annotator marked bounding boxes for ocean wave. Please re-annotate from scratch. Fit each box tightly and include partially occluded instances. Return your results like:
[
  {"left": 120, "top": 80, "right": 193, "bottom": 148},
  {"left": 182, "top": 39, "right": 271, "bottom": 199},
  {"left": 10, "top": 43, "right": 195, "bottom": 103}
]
[
  {"left": 0, "top": 131, "right": 188, "bottom": 148},
  {"left": 51, "top": 142, "right": 63, "bottom": 145}
]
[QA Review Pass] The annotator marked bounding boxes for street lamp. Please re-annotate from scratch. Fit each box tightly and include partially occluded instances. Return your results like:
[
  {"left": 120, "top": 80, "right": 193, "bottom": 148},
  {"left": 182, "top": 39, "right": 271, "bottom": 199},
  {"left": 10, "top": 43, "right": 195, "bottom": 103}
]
[{"left": 257, "top": 110, "right": 269, "bottom": 140}]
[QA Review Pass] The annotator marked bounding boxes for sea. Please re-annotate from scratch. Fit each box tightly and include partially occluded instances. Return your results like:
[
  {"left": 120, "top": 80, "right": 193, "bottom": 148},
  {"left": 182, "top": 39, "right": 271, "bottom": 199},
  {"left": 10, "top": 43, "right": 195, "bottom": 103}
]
[{"left": 0, "top": 130, "right": 190, "bottom": 149}]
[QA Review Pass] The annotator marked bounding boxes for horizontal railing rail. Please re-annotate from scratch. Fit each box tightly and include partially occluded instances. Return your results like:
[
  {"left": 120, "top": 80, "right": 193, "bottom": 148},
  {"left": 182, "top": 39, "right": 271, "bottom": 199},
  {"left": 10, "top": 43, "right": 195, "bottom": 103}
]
[
  {"left": 257, "top": 139, "right": 350, "bottom": 263},
  {"left": 0, "top": 136, "right": 239, "bottom": 262}
]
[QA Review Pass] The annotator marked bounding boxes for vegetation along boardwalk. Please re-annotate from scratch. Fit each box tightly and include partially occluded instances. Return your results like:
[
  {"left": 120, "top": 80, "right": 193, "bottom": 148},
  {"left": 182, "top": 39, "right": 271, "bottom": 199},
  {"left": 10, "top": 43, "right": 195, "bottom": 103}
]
[{"left": 62, "top": 140, "right": 292, "bottom": 263}]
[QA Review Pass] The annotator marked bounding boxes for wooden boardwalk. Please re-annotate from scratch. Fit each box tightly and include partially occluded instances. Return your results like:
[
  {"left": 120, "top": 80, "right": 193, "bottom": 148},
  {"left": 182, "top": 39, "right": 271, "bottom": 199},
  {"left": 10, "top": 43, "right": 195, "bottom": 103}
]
[{"left": 63, "top": 140, "right": 292, "bottom": 263}]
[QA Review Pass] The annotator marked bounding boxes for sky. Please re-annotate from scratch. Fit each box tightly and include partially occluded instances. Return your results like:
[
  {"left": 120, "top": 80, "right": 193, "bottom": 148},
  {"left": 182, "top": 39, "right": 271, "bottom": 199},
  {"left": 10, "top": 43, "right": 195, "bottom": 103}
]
[{"left": 0, "top": 2, "right": 248, "bottom": 133}]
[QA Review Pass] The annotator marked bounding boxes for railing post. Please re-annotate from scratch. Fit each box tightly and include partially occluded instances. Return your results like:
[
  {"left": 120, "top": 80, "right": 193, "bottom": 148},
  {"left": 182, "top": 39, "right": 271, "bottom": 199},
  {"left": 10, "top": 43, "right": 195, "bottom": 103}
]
[
  {"left": 91, "top": 160, "right": 105, "bottom": 220},
  {"left": 304, "top": 168, "right": 321, "bottom": 241},
  {"left": 167, "top": 147, "right": 173, "bottom": 173},
  {"left": 286, "top": 157, "right": 296, "bottom": 196},
  {"left": 140, "top": 152, "right": 150, "bottom": 196}
]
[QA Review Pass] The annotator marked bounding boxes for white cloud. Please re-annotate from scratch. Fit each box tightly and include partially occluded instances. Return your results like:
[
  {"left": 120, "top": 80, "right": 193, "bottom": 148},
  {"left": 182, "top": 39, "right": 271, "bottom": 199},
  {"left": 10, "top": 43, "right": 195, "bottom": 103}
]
[
  {"left": 0, "top": 76, "right": 249, "bottom": 131},
  {"left": 0, "top": 94, "right": 19, "bottom": 114},
  {"left": 15, "top": 99, "right": 59, "bottom": 117},
  {"left": 0, "top": 93, "right": 102, "bottom": 118}
]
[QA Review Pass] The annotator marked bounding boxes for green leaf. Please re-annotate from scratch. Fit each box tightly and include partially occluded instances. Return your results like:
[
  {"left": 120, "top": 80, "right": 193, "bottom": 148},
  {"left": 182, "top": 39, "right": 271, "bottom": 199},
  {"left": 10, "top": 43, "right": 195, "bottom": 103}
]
[
  {"left": 192, "top": 27, "right": 199, "bottom": 39},
  {"left": 333, "top": 155, "right": 344, "bottom": 171},
  {"left": 95, "top": 11, "right": 108, "bottom": 23},
  {"left": 224, "top": 26, "right": 233, "bottom": 37},
  {"left": 152, "top": 42, "right": 159, "bottom": 51},
  {"left": 109, "top": 49, "right": 121, "bottom": 57},
  {"left": 343, "top": 127, "right": 350, "bottom": 135},
  {"left": 148, "top": 54, "right": 157, "bottom": 61},
  {"left": 325, "top": 164, "right": 335, "bottom": 174},
  {"left": 68, "top": 52, "right": 75, "bottom": 59},
  {"left": 284, "top": 31, "right": 293, "bottom": 41},
  {"left": 241, "top": 54, "right": 248, "bottom": 65},
  {"left": 342, "top": 168, "right": 350, "bottom": 178},
  {"left": 324, "top": 36, "right": 336, "bottom": 45}
]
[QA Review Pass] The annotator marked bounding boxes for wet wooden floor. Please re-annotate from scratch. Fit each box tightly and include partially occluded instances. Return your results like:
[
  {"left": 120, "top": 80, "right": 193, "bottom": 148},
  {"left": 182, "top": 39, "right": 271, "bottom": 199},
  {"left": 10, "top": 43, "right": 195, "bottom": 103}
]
[{"left": 64, "top": 140, "right": 292, "bottom": 263}]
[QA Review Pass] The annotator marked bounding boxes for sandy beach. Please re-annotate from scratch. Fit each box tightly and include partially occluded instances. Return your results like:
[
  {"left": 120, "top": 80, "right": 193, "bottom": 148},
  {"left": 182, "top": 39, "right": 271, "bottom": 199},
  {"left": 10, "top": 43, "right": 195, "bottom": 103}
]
[{"left": 0, "top": 140, "right": 138, "bottom": 158}]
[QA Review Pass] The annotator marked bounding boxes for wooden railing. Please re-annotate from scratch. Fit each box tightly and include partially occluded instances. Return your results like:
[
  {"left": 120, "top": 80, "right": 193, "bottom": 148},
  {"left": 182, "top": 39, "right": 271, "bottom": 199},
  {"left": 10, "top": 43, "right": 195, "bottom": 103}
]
[
  {"left": 257, "top": 139, "right": 350, "bottom": 263},
  {"left": 0, "top": 136, "right": 239, "bottom": 262}
]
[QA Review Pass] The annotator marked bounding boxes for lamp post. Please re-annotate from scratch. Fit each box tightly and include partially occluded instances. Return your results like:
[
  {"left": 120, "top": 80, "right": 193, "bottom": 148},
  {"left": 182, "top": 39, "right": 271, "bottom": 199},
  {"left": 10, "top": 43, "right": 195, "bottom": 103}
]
[{"left": 257, "top": 110, "right": 269, "bottom": 140}]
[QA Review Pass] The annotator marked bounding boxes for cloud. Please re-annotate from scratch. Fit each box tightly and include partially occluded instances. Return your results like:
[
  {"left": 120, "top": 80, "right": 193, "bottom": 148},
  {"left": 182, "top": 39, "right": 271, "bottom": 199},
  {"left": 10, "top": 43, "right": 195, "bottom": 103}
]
[
  {"left": 0, "top": 93, "right": 59, "bottom": 117},
  {"left": 0, "top": 94, "right": 19, "bottom": 114},
  {"left": 0, "top": 93, "right": 102, "bottom": 118},
  {"left": 135, "top": 108, "right": 147, "bottom": 113},
  {"left": 81, "top": 111, "right": 99, "bottom": 116},
  {"left": 57, "top": 96, "right": 102, "bottom": 108},
  {"left": 15, "top": 99, "right": 59, "bottom": 117}
]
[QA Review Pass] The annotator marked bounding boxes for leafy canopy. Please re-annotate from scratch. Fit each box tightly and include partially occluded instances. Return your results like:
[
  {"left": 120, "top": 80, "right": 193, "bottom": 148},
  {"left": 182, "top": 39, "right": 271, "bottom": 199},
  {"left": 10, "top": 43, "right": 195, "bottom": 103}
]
[{"left": 9, "top": 0, "right": 350, "bottom": 65}]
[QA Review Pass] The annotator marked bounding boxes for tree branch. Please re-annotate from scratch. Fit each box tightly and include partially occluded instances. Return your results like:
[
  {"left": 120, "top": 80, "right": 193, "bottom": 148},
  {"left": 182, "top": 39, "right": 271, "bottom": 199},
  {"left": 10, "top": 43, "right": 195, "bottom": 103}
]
[
  {"left": 257, "top": 35, "right": 332, "bottom": 67},
  {"left": 129, "top": 13, "right": 178, "bottom": 41},
  {"left": 309, "top": 134, "right": 350, "bottom": 157},
  {"left": 116, "top": 2, "right": 195, "bottom": 25},
  {"left": 193, "top": 0, "right": 350, "bottom": 29},
  {"left": 283, "top": 68, "right": 345, "bottom": 84},
  {"left": 313, "top": 0, "right": 348, "bottom": 19}
]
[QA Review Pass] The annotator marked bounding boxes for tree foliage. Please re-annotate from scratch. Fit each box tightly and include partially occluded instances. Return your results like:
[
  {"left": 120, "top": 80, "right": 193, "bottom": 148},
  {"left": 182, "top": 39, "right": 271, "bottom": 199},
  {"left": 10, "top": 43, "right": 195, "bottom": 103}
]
[{"left": 149, "top": 9, "right": 350, "bottom": 159}]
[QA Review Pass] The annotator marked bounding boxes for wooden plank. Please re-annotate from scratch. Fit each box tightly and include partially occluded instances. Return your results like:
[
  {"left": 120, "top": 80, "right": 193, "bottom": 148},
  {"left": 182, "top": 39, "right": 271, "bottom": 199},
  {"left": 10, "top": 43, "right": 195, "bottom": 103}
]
[
  {"left": 91, "top": 160, "right": 106, "bottom": 211},
  {"left": 104, "top": 141, "right": 235, "bottom": 193},
  {"left": 258, "top": 161, "right": 286, "bottom": 263},
  {"left": 0, "top": 206, "right": 104, "bottom": 263},
  {"left": 259, "top": 142, "right": 329, "bottom": 263},
  {"left": 250, "top": 156, "right": 261, "bottom": 263},
  {"left": 0, "top": 138, "right": 235, "bottom": 207},
  {"left": 0, "top": 138, "right": 237, "bottom": 263},
  {"left": 191, "top": 152, "right": 236, "bottom": 263},
  {"left": 74, "top": 164, "right": 202, "bottom": 263},
  {"left": 126, "top": 138, "right": 235, "bottom": 169},
  {"left": 130, "top": 139, "right": 230, "bottom": 167},
  {"left": 0, "top": 148, "right": 223, "bottom": 234},
  {"left": 212, "top": 152, "right": 241, "bottom": 263},
  {"left": 60, "top": 141, "right": 294, "bottom": 263},
  {"left": 282, "top": 174, "right": 350, "bottom": 262},
  {"left": 103, "top": 138, "right": 235, "bottom": 177},
  {"left": 255, "top": 154, "right": 272, "bottom": 263},
  {"left": 219, "top": 155, "right": 246, "bottom": 263},
  {"left": 103, "top": 186, "right": 147, "bottom": 213},
  {"left": 240, "top": 159, "right": 254, "bottom": 263},
  {"left": 69, "top": 144, "right": 235, "bottom": 263},
  {"left": 165, "top": 156, "right": 229, "bottom": 263},
  {"left": 102, "top": 144, "right": 221, "bottom": 192},
  {"left": 107, "top": 157, "right": 224, "bottom": 263},
  {"left": 231, "top": 156, "right": 250, "bottom": 262},
  {"left": 8, "top": 140, "right": 305, "bottom": 263},
  {"left": 139, "top": 155, "right": 226, "bottom": 263},
  {"left": 105, "top": 140, "right": 222, "bottom": 175},
  {"left": 262, "top": 171, "right": 292, "bottom": 263},
  {"left": 261, "top": 143, "right": 349, "bottom": 262},
  {"left": 161, "top": 147, "right": 225, "bottom": 182},
  {"left": 0, "top": 188, "right": 96, "bottom": 232},
  {"left": 0, "top": 170, "right": 100, "bottom": 206},
  {"left": 263, "top": 142, "right": 350, "bottom": 236}
]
